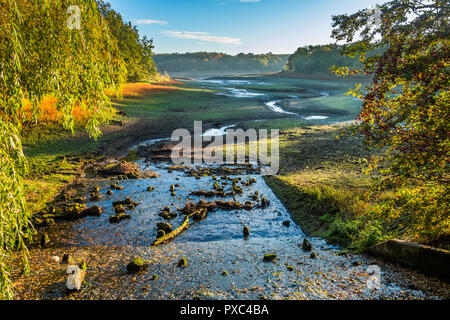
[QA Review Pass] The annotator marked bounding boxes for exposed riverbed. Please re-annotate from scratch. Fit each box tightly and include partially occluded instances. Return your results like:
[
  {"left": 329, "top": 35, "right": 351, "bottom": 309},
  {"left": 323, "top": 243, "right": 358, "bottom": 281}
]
[{"left": 12, "top": 130, "right": 448, "bottom": 300}]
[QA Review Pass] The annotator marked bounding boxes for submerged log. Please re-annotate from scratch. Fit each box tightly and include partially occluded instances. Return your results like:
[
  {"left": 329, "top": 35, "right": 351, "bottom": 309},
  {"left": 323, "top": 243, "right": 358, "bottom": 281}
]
[{"left": 152, "top": 216, "right": 191, "bottom": 246}]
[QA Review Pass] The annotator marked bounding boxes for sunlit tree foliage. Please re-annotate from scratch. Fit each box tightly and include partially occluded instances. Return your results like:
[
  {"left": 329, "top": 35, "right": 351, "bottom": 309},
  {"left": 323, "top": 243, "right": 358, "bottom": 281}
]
[
  {"left": 332, "top": 0, "right": 449, "bottom": 183},
  {"left": 0, "top": 0, "right": 126, "bottom": 299}
]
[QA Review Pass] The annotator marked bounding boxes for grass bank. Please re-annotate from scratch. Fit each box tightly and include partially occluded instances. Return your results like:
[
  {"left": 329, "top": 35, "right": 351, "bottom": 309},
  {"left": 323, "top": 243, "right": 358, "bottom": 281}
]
[{"left": 262, "top": 121, "right": 449, "bottom": 251}]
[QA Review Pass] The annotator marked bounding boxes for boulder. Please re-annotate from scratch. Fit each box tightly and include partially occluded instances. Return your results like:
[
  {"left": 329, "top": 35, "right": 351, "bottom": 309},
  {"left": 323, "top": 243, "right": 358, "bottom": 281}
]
[
  {"left": 243, "top": 226, "right": 250, "bottom": 238},
  {"left": 62, "top": 254, "right": 74, "bottom": 264},
  {"left": 83, "top": 205, "right": 102, "bottom": 217},
  {"left": 157, "top": 222, "right": 173, "bottom": 233},
  {"left": 40, "top": 234, "right": 50, "bottom": 248},
  {"left": 302, "top": 239, "right": 312, "bottom": 252},
  {"left": 177, "top": 257, "right": 187, "bottom": 268},
  {"left": 156, "top": 230, "right": 165, "bottom": 239},
  {"left": 66, "top": 265, "right": 86, "bottom": 293},
  {"left": 263, "top": 254, "right": 277, "bottom": 262},
  {"left": 127, "top": 257, "right": 149, "bottom": 274},
  {"left": 109, "top": 213, "right": 131, "bottom": 223}
]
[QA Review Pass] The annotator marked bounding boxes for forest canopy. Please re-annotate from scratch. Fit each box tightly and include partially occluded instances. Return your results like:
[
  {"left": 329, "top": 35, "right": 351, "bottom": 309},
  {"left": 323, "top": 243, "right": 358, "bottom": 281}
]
[
  {"left": 96, "top": 0, "right": 157, "bottom": 81},
  {"left": 153, "top": 52, "right": 289, "bottom": 73},
  {"left": 284, "top": 44, "right": 361, "bottom": 75}
]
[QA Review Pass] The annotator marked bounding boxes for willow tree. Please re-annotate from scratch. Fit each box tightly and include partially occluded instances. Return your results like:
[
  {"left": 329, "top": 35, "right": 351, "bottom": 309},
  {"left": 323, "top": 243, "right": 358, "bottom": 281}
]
[
  {"left": 0, "top": 0, "right": 126, "bottom": 299},
  {"left": 331, "top": 0, "right": 449, "bottom": 183}
]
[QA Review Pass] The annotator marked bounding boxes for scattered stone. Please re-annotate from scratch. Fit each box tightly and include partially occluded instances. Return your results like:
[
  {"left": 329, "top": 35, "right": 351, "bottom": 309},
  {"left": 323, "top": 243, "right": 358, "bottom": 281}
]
[
  {"left": 62, "top": 254, "right": 74, "bottom": 264},
  {"left": 114, "top": 205, "right": 126, "bottom": 214},
  {"left": 111, "top": 184, "right": 124, "bottom": 191},
  {"left": 222, "top": 270, "right": 229, "bottom": 276},
  {"left": 282, "top": 220, "right": 291, "bottom": 227},
  {"left": 98, "top": 161, "right": 157, "bottom": 179},
  {"left": 287, "top": 265, "right": 294, "bottom": 271},
  {"left": 66, "top": 265, "right": 85, "bottom": 293},
  {"left": 90, "top": 192, "right": 101, "bottom": 201},
  {"left": 159, "top": 207, "right": 177, "bottom": 220},
  {"left": 157, "top": 222, "right": 173, "bottom": 233},
  {"left": 156, "top": 230, "right": 165, "bottom": 239},
  {"left": 302, "top": 239, "right": 312, "bottom": 252},
  {"left": 106, "top": 190, "right": 113, "bottom": 196},
  {"left": 72, "top": 197, "right": 85, "bottom": 204},
  {"left": 263, "top": 254, "right": 277, "bottom": 262},
  {"left": 177, "top": 257, "right": 187, "bottom": 268},
  {"left": 151, "top": 275, "right": 159, "bottom": 281},
  {"left": 40, "top": 234, "right": 50, "bottom": 248},
  {"left": 127, "top": 257, "right": 149, "bottom": 274},
  {"left": 351, "top": 258, "right": 363, "bottom": 266},
  {"left": 109, "top": 213, "right": 131, "bottom": 223},
  {"left": 261, "top": 197, "right": 270, "bottom": 209},
  {"left": 147, "top": 186, "right": 154, "bottom": 192},
  {"left": 56, "top": 203, "right": 87, "bottom": 219},
  {"left": 42, "top": 218, "right": 55, "bottom": 226},
  {"left": 90, "top": 185, "right": 100, "bottom": 193},
  {"left": 192, "top": 208, "right": 208, "bottom": 222},
  {"left": 243, "top": 201, "right": 253, "bottom": 211},
  {"left": 113, "top": 198, "right": 140, "bottom": 210},
  {"left": 79, "top": 261, "right": 87, "bottom": 271},
  {"left": 190, "top": 190, "right": 226, "bottom": 197},
  {"left": 83, "top": 205, "right": 102, "bottom": 217},
  {"left": 243, "top": 226, "right": 250, "bottom": 238},
  {"left": 310, "top": 252, "right": 317, "bottom": 259}
]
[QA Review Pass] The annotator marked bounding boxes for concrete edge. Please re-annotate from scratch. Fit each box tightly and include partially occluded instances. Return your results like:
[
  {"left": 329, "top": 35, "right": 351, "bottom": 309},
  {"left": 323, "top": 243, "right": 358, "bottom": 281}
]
[{"left": 367, "top": 239, "right": 450, "bottom": 282}]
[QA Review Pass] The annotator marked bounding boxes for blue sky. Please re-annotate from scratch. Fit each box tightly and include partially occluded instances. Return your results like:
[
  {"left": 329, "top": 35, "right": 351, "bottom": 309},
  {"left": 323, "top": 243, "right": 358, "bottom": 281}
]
[{"left": 107, "top": 0, "right": 385, "bottom": 55}]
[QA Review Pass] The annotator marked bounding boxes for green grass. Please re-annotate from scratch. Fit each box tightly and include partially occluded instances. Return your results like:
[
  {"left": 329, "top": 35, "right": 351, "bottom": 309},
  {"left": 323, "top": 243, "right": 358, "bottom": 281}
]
[{"left": 265, "top": 124, "right": 449, "bottom": 251}]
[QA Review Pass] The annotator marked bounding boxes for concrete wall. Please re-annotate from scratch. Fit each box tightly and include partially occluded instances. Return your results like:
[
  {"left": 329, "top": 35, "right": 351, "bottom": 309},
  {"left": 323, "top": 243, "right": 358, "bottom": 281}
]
[{"left": 367, "top": 239, "right": 450, "bottom": 282}]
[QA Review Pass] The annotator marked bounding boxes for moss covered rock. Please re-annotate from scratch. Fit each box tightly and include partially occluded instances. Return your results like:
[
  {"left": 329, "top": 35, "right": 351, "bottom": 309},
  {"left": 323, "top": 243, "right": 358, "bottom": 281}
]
[
  {"left": 127, "top": 257, "right": 149, "bottom": 274},
  {"left": 40, "top": 234, "right": 50, "bottom": 248},
  {"left": 263, "top": 253, "right": 277, "bottom": 262},
  {"left": 302, "top": 239, "right": 312, "bottom": 252},
  {"left": 243, "top": 226, "right": 250, "bottom": 238},
  {"left": 109, "top": 213, "right": 131, "bottom": 223},
  {"left": 156, "top": 230, "right": 165, "bottom": 239},
  {"left": 157, "top": 222, "right": 173, "bottom": 233},
  {"left": 83, "top": 205, "right": 102, "bottom": 217},
  {"left": 177, "top": 257, "right": 187, "bottom": 268},
  {"left": 62, "top": 254, "right": 74, "bottom": 264}
]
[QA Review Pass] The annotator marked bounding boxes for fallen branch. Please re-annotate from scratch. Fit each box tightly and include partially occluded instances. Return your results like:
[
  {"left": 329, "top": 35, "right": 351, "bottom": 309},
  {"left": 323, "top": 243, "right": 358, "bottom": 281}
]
[{"left": 151, "top": 215, "right": 191, "bottom": 246}]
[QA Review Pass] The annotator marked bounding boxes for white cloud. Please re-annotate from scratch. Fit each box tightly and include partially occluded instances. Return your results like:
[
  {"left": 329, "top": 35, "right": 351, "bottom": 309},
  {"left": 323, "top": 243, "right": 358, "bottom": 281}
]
[
  {"left": 134, "top": 19, "right": 168, "bottom": 25},
  {"left": 162, "top": 31, "right": 242, "bottom": 45}
]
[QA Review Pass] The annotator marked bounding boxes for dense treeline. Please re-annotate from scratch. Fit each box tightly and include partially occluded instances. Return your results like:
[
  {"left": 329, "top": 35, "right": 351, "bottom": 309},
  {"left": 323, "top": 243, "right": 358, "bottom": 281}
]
[
  {"left": 284, "top": 44, "right": 361, "bottom": 75},
  {"left": 154, "top": 52, "right": 289, "bottom": 73},
  {"left": 330, "top": 0, "right": 449, "bottom": 247},
  {"left": 97, "top": 1, "right": 157, "bottom": 81},
  {"left": 0, "top": 0, "right": 156, "bottom": 299}
]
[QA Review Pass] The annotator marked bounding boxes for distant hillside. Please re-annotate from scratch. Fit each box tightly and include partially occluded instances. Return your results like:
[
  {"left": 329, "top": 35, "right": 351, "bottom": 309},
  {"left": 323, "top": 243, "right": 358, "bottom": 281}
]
[
  {"left": 153, "top": 52, "right": 290, "bottom": 73},
  {"left": 284, "top": 44, "right": 361, "bottom": 75}
]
